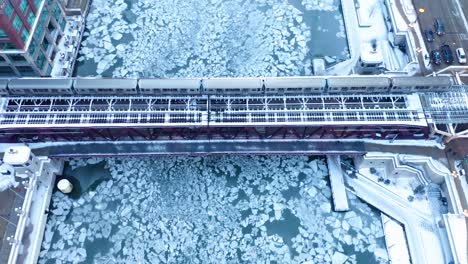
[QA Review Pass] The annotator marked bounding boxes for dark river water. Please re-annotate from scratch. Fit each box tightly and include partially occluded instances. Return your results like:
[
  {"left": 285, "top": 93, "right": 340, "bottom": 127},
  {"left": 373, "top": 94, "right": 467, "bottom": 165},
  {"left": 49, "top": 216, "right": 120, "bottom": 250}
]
[
  {"left": 74, "top": 0, "right": 349, "bottom": 77},
  {"left": 39, "top": 156, "right": 388, "bottom": 264}
]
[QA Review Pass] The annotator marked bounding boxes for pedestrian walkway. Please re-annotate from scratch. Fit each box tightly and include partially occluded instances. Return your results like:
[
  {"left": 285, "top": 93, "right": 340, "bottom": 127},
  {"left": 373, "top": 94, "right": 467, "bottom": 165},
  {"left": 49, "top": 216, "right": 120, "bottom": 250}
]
[
  {"left": 346, "top": 169, "right": 446, "bottom": 264},
  {"left": 394, "top": 0, "right": 430, "bottom": 75},
  {"left": 326, "top": 155, "right": 349, "bottom": 211},
  {"left": 0, "top": 188, "right": 25, "bottom": 264}
]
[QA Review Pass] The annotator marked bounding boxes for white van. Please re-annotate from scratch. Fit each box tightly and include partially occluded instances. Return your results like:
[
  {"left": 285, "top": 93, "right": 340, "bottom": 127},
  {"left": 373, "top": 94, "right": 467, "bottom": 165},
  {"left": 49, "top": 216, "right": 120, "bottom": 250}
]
[{"left": 456, "top": 48, "right": 466, "bottom": 64}]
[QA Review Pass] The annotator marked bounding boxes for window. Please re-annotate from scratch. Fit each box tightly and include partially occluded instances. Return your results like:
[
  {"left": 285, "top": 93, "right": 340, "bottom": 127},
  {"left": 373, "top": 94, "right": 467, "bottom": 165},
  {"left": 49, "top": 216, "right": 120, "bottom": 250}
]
[
  {"left": 47, "top": 20, "right": 55, "bottom": 31},
  {"left": 36, "top": 51, "right": 45, "bottom": 68},
  {"left": 0, "top": 30, "right": 7, "bottom": 38},
  {"left": 55, "top": 33, "right": 61, "bottom": 45},
  {"left": 2, "top": 43, "right": 14, "bottom": 50},
  {"left": 35, "top": 25, "right": 43, "bottom": 41},
  {"left": 0, "top": 66, "right": 16, "bottom": 76},
  {"left": 60, "top": 18, "right": 66, "bottom": 31},
  {"left": 46, "top": 64, "right": 52, "bottom": 75},
  {"left": 10, "top": 54, "right": 26, "bottom": 62},
  {"left": 29, "top": 40, "right": 37, "bottom": 56},
  {"left": 34, "top": 0, "right": 42, "bottom": 8},
  {"left": 41, "top": 36, "right": 50, "bottom": 51},
  {"left": 4, "top": 4, "right": 14, "bottom": 18},
  {"left": 28, "top": 11, "right": 36, "bottom": 27},
  {"left": 98, "top": 88, "right": 113, "bottom": 92},
  {"left": 13, "top": 16, "right": 22, "bottom": 32},
  {"left": 19, "top": 0, "right": 28, "bottom": 14},
  {"left": 53, "top": 4, "right": 62, "bottom": 22},
  {"left": 42, "top": 55, "right": 48, "bottom": 69},
  {"left": 39, "top": 8, "right": 48, "bottom": 29},
  {"left": 21, "top": 29, "right": 30, "bottom": 42}
]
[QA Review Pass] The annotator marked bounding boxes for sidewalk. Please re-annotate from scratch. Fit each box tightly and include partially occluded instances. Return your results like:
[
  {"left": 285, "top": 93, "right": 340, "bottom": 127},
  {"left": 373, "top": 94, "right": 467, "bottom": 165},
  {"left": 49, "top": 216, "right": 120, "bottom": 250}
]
[
  {"left": 394, "top": 0, "right": 430, "bottom": 75},
  {"left": 0, "top": 187, "right": 25, "bottom": 264}
]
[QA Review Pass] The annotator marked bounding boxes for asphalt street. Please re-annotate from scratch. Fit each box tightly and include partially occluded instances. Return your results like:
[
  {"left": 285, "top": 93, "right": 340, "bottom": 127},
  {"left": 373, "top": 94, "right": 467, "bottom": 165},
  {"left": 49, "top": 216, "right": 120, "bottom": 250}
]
[{"left": 412, "top": 0, "right": 468, "bottom": 72}]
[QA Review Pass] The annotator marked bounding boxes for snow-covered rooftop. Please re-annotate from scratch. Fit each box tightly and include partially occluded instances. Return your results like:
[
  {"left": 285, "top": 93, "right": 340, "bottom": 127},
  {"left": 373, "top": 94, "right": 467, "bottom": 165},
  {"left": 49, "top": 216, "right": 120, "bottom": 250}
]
[
  {"left": 360, "top": 42, "right": 384, "bottom": 65},
  {"left": 3, "top": 146, "right": 31, "bottom": 165}
]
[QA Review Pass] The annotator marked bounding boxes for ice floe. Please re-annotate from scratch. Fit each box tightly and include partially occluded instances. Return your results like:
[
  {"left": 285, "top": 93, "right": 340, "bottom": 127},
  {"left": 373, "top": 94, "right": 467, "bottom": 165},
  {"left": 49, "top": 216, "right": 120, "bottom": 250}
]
[
  {"left": 39, "top": 156, "right": 388, "bottom": 263},
  {"left": 76, "top": 0, "right": 348, "bottom": 77}
]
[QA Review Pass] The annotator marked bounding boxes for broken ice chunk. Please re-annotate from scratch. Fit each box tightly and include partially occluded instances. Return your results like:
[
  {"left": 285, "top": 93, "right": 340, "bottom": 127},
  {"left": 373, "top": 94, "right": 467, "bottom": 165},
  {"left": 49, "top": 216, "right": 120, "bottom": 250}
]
[
  {"left": 273, "top": 203, "right": 283, "bottom": 220},
  {"left": 348, "top": 216, "right": 363, "bottom": 230},
  {"left": 320, "top": 203, "right": 331, "bottom": 213},
  {"left": 112, "top": 32, "right": 123, "bottom": 40},
  {"left": 332, "top": 251, "right": 348, "bottom": 264}
]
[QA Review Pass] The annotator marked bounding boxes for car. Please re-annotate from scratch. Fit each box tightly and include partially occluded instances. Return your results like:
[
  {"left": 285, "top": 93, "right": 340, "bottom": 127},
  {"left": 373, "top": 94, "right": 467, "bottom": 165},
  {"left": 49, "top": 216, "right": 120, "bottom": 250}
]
[
  {"left": 431, "top": 50, "right": 442, "bottom": 65},
  {"left": 434, "top": 18, "right": 445, "bottom": 35},
  {"left": 456, "top": 48, "right": 466, "bottom": 64},
  {"left": 440, "top": 44, "right": 454, "bottom": 64},
  {"left": 424, "top": 29, "right": 434, "bottom": 42}
]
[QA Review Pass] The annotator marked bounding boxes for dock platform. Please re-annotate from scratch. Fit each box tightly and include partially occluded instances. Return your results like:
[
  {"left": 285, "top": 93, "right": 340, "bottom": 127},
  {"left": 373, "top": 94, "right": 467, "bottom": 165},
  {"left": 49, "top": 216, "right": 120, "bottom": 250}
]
[{"left": 326, "top": 155, "right": 350, "bottom": 211}]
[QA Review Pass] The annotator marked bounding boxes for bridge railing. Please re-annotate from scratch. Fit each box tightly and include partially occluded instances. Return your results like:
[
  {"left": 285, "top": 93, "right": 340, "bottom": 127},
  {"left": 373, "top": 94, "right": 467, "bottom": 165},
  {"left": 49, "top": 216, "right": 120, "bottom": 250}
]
[
  {"left": 0, "top": 94, "right": 429, "bottom": 129},
  {"left": 420, "top": 88, "right": 468, "bottom": 124}
]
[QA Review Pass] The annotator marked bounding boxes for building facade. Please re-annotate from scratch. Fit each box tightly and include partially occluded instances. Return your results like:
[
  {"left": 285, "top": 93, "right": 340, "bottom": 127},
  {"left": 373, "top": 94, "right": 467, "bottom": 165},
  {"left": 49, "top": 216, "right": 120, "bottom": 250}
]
[
  {"left": 61, "top": 0, "right": 89, "bottom": 16},
  {"left": 0, "top": 0, "right": 66, "bottom": 77}
]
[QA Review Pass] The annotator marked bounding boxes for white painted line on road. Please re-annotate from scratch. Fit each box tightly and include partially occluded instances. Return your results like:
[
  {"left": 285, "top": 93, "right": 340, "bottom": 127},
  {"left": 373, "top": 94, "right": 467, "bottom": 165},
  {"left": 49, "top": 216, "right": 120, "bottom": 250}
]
[{"left": 453, "top": 0, "right": 468, "bottom": 34}]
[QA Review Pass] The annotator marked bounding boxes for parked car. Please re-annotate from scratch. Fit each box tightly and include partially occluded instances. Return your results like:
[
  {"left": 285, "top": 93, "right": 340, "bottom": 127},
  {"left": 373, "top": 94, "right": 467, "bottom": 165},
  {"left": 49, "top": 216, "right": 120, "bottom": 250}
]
[
  {"left": 440, "top": 44, "right": 454, "bottom": 64},
  {"left": 434, "top": 18, "right": 445, "bottom": 35},
  {"left": 431, "top": 50, "right": 442, "bottom": 65},
  {"left": 424, "top": 29, "right": 435, "bottom": 42},
  {"left": 456, "top": 48, "right": 466, "bottom": 64}
]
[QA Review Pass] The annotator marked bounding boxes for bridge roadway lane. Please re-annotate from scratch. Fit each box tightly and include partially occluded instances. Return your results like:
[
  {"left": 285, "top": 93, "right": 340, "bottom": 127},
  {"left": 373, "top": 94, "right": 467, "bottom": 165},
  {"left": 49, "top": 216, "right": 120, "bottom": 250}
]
[
  {"left": 412, "top": 0, "right": 468, "bottom": 72},
  {"left": 23, "top": 140, "right": 446, "bottom": 158},
  {"left": 29, "top": 140, "right": 368, "bottom": 157}
]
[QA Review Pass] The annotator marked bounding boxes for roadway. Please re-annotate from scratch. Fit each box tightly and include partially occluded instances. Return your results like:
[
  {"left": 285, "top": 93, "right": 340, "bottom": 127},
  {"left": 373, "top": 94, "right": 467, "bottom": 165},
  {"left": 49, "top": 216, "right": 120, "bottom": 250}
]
[
  {"left": 393, "top": 0, "right": 431, "bottom": 75},
  {"left": 412, "top": 0, "right": 468, "bottom": 73}
]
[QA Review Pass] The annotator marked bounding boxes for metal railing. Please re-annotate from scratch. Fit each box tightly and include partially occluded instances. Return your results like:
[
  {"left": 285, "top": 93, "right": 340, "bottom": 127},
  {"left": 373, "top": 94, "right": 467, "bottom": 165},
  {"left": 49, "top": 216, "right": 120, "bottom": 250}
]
[
  {"left": 0, "top": 94, "right": 428, "bottom": 129},
  {"left": 420, "top": 87, "right": 468, "bottom": 124}
]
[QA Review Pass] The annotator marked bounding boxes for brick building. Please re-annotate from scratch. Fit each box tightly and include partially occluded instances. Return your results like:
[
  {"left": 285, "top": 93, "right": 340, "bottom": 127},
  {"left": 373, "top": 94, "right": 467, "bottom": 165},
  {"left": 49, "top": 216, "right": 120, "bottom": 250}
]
[{"left": 0, "top": 0, "right": 67, "bottom": 76}]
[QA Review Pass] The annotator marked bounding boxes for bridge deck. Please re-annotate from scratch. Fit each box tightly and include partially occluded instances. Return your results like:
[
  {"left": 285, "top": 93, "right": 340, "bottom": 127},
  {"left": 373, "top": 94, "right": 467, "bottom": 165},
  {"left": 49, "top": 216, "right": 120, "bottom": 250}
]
[
  {"left": 0, "top": 94, "right": 427, "bottom": 129},
  {"left": 420, "top": 87, "right": 468, "bottom": 124}
]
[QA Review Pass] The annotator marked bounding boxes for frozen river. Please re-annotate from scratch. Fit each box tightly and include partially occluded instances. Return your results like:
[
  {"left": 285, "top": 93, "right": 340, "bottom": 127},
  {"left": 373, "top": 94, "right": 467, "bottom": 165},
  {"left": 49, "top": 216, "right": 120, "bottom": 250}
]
[
  {"left": 74, "top": 0, "right": 349, "bottom": 77},
  {"left": 39, "top": 156, "right": 388, "bottom": 263}
]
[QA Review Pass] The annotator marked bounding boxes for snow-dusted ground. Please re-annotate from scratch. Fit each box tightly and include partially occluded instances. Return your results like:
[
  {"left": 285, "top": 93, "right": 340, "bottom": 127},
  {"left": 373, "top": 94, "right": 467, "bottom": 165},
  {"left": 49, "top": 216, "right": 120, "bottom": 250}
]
[
  {"left": 0, "top": 165, "right": 17, "bottom": 191},
  {"left": 74, "top": 0, "right": 348, "bottom": 77},
  {"left": 39, "top": 156, "right": 388, "bottom": 263},
  {"left": 356, "top": 0, "right": 411, "bottom": 72},
  {"left": 358, "top": 166, "right": 434, "bottom": 214}
]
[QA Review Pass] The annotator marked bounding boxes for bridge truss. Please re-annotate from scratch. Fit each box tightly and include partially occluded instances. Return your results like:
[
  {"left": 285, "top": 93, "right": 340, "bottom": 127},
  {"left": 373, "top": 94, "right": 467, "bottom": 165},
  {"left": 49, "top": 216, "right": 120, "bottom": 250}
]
[
  {"left": 421, "top": 86, "right": 468, "bottom": 142},
  {"left": 0, "top": 94, "right": 429, "bottom": 142}
]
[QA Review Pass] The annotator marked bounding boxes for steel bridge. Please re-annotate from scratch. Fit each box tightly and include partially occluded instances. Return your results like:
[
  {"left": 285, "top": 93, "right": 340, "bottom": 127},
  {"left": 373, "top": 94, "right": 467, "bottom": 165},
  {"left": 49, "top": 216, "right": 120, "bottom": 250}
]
[
  {"left": 0, "top": 92, "right": 451, "bottom": 143},
  {"left": 421, "top": 86, "right": 468, "bottom": 142}
]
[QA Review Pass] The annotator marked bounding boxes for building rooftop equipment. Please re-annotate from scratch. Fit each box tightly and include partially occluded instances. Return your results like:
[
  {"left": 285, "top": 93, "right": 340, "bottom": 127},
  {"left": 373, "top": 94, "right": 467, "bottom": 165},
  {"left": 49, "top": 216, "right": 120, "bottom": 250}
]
[
  {"left": 360, "top": 42, "right": 384, "bottom": 66},
  {"left": 3, "top": 146, "right": 32, "bottom": 166}
]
